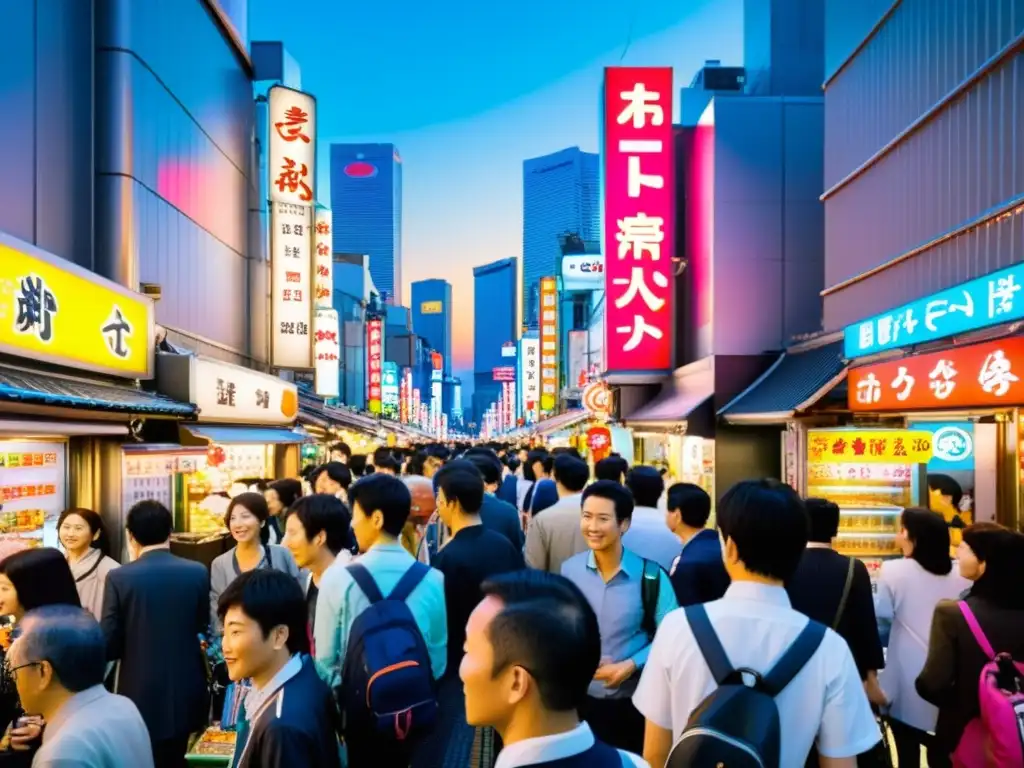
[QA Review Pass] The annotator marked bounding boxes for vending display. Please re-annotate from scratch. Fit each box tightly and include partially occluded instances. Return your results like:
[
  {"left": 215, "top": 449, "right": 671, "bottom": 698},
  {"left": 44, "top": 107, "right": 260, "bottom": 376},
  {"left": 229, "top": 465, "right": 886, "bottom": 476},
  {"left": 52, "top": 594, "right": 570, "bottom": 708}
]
[
  {"left": 0, "top": 443, "right": 66, "bottom": 548},
  {"left": 182, "top": 445, "right": 272, "bottom": 534}
]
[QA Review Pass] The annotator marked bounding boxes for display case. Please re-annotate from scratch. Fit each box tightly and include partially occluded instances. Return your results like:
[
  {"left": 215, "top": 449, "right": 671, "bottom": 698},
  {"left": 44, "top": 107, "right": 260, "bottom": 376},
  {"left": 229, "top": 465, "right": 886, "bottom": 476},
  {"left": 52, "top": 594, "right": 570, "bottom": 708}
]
[{"left": 0, "top": 441, "right": 66, "bottom": 549}]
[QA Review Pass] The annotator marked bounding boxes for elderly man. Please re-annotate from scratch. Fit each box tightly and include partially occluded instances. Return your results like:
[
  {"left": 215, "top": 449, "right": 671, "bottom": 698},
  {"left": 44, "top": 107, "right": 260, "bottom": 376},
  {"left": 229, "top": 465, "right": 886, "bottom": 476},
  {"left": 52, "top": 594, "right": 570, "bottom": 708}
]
[{"left": 10, "top": 605, "right": 153, "bottom": 767}]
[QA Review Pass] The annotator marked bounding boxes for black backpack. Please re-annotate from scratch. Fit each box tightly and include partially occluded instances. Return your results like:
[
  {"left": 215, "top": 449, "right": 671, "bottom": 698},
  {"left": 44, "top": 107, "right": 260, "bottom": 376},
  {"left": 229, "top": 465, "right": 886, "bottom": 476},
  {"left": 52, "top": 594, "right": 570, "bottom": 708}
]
[{"left": 667, "top": 603, "right": 826, "bottom": 768}]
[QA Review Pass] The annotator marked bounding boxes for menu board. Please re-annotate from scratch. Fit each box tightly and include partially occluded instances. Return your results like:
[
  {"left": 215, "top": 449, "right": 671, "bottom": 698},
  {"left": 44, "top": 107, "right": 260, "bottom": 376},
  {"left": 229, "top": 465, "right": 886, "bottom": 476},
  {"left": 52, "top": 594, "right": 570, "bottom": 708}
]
[
  {"left": 122, "top": 453, "right": 206, "bottom": 514},
  {"left": 0, "top": 442, "right": 66, "bottom": 549}
]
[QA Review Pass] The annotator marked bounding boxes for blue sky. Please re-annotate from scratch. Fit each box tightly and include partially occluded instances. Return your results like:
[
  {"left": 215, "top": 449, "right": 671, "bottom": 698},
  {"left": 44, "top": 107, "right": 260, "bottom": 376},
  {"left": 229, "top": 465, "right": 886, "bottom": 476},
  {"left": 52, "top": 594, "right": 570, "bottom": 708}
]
[{"left": 250, "top": 0, "right": 743, "bottom": 386}]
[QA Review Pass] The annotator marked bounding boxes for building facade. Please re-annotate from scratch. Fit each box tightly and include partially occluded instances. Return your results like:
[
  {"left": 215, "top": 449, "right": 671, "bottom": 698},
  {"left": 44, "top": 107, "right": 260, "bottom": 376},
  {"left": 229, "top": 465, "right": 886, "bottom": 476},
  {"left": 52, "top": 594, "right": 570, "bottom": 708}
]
[
  {"left": 411, "top": 279, "right": 453, "bottom": 376},
  {"left": 329, "top": 143, "right": 403, "bottom": 305},
  {"left": 473, "top": 258, "right": 518, "bottom": 423},
  {"left": 821, "top": 0, "right": 1023, "bottom": 331},
  {"left": 522, "top": 147, "right": 600, "bottom": 326}
]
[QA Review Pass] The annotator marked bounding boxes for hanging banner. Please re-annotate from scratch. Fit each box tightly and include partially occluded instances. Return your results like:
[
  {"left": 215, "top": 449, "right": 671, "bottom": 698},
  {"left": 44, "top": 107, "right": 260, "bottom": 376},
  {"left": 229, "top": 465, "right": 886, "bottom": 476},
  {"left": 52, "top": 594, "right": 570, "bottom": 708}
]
[
  {"left": 848, "top": 336, "right": 1024, "bottom": 411},
  {"left": 603, "top": 66, "right": 675, "bottom": 375},
  {"left": 268, "top": 86, "right": 316, "bottom": 206},
  {"left": 399, "top": 368, "right": 410, "bottom": 423},
  {"left": 270, "top": 202, "right": 313, "bottom": 368},
  {"left": 807, "top": 429, "right": 933, "bottom": 464},
  {"left": 314, "top": 208, "right": 333, "bottom": 308},
  {"left": 540, "top": 276, "right": 559, "bottom": 414},
  {"left": 313, "top": 309, "right": 339, "bottom": 399},
  {"left": 520, "top": 338, "right": 540, "bottom": 421},
  {"left": 366, "top": 319, "right": 383, "bottom": 414}
]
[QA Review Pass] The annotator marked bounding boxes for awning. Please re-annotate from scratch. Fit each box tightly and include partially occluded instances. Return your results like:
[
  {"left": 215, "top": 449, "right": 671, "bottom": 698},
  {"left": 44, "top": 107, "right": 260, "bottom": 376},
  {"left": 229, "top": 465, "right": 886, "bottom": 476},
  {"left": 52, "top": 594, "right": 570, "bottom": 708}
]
[
  {"left": 533, "top": 409, "right": 590, "bottom": 436},
  {"left": 180, "top": 424, "right": 311, "bottom": 445},
  {"left": 0, "top": 365, "right": 195, "bottom": 417},
  {"left": 718, "top": 339, "right": 847, "bottom": 424},
  {"left": 622, "top": 362, "right": 715, "bottom": 426}
]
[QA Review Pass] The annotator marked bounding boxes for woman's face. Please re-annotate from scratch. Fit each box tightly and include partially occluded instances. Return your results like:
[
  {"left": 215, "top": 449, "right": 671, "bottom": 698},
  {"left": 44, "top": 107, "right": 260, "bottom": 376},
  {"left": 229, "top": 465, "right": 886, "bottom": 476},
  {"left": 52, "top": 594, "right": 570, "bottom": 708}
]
[
  {"left": 264, "top": 489, "right": 283, "bottom": 516},
  {"left": 0, "top": 574, "right": 21, "bottom": 617},
  {"left": 957, "top": 540, "right": 986, "bottom": 581},
  {"left": 229, "top": 505, "right": 263, "bottom": 545},
  {"left": 59, "top": 514, "right": 96, "bottom": 553},
  {"left": 896, "top": 526, "right": 914, "bottom": 557}
]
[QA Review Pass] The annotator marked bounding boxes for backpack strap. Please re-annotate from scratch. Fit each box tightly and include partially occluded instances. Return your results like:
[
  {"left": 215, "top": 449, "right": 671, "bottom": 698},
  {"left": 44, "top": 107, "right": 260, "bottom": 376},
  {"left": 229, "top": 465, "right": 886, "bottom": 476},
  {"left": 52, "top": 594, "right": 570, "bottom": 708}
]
[
  {"left": 760, "top": 619, "right": 827, "bottom": 697},
  {"left": 958, "top": 601, "right": 996, "bottom": 659},
  {"left": 347, "top": 563, "right": 385, "bottom": 604},
  {"left": 388, "top": 561, "right": 430, "bottom": 603},
  {"left": 640, "top": 559, "right": 661, "bottom": 639},
  {"left": 831, "top": 557, "right": 856, "bottom": 630},
  {"left": 684, "top": 604, "right": 735, "bottom": 685}
]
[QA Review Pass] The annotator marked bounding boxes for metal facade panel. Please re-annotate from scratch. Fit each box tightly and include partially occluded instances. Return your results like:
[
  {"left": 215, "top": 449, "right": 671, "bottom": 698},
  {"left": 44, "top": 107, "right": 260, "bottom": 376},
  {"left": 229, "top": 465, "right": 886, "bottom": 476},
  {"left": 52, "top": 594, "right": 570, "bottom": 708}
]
[{"left": 825, "top": 0, "right": 1023, "bottom": 188}]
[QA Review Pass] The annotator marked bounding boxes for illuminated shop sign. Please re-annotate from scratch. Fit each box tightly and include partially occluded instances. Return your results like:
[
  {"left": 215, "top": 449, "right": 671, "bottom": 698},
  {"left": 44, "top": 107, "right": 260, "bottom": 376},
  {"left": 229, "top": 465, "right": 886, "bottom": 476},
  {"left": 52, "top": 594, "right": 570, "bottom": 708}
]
[{"left": 807, "top": 429, "right": 933, "bottom": 465}]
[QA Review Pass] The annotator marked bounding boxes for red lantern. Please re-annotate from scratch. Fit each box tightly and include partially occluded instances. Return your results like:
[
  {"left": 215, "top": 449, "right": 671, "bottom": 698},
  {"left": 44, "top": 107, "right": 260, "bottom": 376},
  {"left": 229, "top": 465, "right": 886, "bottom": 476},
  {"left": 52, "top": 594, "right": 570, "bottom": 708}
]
[
  {"left": 207, "top": 445, "right": 226, "bottom": 468},
  {"left": 586, "top": 426, "right": 612, "bottom": 463}
]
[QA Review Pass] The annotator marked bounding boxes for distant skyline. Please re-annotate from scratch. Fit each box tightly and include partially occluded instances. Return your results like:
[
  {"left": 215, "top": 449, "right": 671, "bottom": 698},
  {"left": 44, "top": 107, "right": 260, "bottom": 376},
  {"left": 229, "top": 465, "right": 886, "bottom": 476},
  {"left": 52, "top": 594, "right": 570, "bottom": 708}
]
[{"left": 250, "top": 0, "right": 744, "bottom": 387}]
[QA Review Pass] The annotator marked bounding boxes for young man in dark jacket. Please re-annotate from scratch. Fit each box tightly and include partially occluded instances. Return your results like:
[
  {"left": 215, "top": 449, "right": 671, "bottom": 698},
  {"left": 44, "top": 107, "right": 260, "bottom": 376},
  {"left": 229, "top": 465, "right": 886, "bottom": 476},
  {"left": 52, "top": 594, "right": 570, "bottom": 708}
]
[{"left": 218, "top": 569, "right": 341, "bottom": 768}]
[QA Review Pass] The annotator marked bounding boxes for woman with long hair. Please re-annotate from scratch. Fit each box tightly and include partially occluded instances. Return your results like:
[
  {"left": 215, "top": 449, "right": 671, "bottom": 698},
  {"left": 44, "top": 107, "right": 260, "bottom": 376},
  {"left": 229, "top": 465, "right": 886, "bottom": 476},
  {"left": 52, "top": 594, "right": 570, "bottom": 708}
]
[
  {"left": 56, "top": 508, "right": 119, "bottom": 620},
  {"left": 916, "top": 523, "right": 1024, "bottom": 762},
  {"left": 875, "top": 507, "right": 969, "bottom": 768}
]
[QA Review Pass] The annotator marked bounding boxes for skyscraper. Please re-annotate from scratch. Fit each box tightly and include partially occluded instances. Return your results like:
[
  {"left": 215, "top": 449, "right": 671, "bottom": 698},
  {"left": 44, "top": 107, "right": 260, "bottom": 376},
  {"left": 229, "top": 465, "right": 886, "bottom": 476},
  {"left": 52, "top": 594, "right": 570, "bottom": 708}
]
[
  {"left": 410, "top": 279, "right": 452, "bottom": 376},
  {"left": 329, "top": 143, "right": 403, "bottom": 305},
  {"left": 522, "top": 147, "right": 600, "bottom": 326},
  {"left": 472, "top": 258, "right": 517, "bottom": 425}
]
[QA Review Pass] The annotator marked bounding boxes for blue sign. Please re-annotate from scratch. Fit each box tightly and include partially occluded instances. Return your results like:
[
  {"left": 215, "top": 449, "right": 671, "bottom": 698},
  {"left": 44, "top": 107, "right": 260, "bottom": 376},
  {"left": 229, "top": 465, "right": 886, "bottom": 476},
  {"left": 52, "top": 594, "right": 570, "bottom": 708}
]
[
  {"left": 843, "top": 263, "right": 1023, "bottom": 359},
  {"left": 909, "top": 421, "right": 975, "bottom": 472}
]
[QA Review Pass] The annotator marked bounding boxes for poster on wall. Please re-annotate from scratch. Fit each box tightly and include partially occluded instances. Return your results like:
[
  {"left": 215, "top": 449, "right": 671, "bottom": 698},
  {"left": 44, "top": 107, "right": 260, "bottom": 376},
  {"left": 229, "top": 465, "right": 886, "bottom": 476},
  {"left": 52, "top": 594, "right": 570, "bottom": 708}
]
[
  {"left": 0, "top": 443, "right": 65, "bottom": 549},
  {"left": 539, "top": 277, "right": 559, "bottom": 414},
  {"left": 270, "top": 202, "right": 313, "bottom": 368},
  {"left": 314, "top": 309, "right": 340, "bottom": 399}
]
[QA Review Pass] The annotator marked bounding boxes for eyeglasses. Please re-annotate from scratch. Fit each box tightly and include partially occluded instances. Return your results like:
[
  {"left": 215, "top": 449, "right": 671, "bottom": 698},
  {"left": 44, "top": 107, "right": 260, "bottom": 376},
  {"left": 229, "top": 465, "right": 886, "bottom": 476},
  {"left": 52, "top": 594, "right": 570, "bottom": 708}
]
[{"left": 8, "top": 661, "right": 42, "bottom": 676}]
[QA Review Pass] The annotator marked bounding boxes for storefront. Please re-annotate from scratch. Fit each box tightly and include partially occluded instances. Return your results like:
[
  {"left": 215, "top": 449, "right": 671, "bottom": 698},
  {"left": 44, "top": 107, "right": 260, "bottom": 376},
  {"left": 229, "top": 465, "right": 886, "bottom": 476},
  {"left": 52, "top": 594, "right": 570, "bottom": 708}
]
[{"left": 0, "top": 231, "right": 195, "bottom": 555}]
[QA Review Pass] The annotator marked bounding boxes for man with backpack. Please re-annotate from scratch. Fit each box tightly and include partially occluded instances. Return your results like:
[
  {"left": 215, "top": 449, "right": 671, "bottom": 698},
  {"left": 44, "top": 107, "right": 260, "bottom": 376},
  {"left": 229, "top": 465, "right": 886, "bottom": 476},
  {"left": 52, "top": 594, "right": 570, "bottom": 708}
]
[
  {"left": 313, "top": 474, "right": 447, "bottom": 767},
  {"left": 632, "top": 479, "right": 881, "bottom": 768}
]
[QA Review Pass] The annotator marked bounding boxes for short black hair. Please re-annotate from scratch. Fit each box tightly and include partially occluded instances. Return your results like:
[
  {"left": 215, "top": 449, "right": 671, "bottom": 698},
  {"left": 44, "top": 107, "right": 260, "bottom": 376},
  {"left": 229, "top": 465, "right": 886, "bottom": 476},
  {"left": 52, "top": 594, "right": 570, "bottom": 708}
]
[
  {"left": 217, "top": 569, "right": 310, "bottom": 655},
  {"left": 348, "top": 473, "right": 412, "bottom": 537},
  {"left": 372, "top": 449, "right": 401, "bottom": 474},
  {"left": 717, "top": 479, "right": 808, "bottom": 582},
  {"left": 268, "top": 478, "right": 303, "bottom": 509},
  {"left": 804, "top": 497, "right": 841, "bottom": 543},
  {"left": 480, "top": 571, "right": 600, "bottom": 712},
  {"left": 285, "top": 494, "right": 351, "bottom": 555},
  {"left": 0, "top": 549, "right": 81, "bottom": 612},
  {"left": 57, "top": 507, "right": 111, "bottom": 558},
  {"left": 581, "top": 480, "right": 634, "bottom": 524},
  {"left": 552, "top": 454, "right": 589, "bottom": 493},
  {"left": 626, "top": 465, "right": 665, "bottom": 508},
  {"left": 330, "top": 442, "right": 352, "bottom": 459},
  {"left": 901, "top": 507, "right": 953, "bottom": 576},
  {"left": 348, "top": 455, "right": 370, "bottom": 477},
  {"left": 666, "top": 483, "right": 712, "bottom": 529},
  {"left": 126, "top": 500, "right": 173, "bottom": 547},
  {"left": 594, "top": 456, "right": 628, "bottom": 483},
  {"left": 434, "top": 460, "right": 485, "bottom": 514},
  {"left": 928, "top": 473, "right": 963, "bottom": 508},
  {"left": 17, "top": 606, "right": 106, "bottom": 693},
  {"left": 225, "top": 492, "right": 271, "bottom": 545},
  {"left": 465, "top": 452, "right": 503, "bottom": 487},
  {"left": 525, "top": 450, "right": 552, "bottom": 482},
  {"left": 551, "top": 446, "right": 583, "bottom": 460},
  {"left": 321, "top": 461, "right": 353, "bottom": 489}
]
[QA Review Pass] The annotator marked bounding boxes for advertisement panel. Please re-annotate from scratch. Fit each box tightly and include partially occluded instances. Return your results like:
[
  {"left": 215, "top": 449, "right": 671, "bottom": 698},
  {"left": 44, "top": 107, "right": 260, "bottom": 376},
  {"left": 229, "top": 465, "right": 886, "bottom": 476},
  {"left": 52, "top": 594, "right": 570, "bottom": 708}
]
[
  {"left": 501, "top": 341, "right": 517, "bottom": 358},
  {"left": 844, "top": 263, "right": 1024, "bottom": 359},
  {"left": 313, "top": 208, "right": 333, "bottom": 308},
  {"left": 0, "top": 232, "right": 154, "bottom": 378},
  {"left": 602, "top": 66, "right": 675, "bottom": 375},
  {"left": 807, "top": 429, "right": 933, "bottom": 465},
  {"left": 907, "top": 421, "right": 975, "bottom": 472},
  {"left": 192, "top": 358, "right": 298, "bottom": 425},
  {"left": 366, "top": 319, "right": 383, "bottom": 413},
  {"left": 520, "top": 338, "right": 540, "bottom": 420},
  {"left": 561, "top": 255, "right": 605, "bottom": 292},
  {"left": 420, "top": 301, "right": 442, "bottom": 315},
  {"left": 268, "top": 86, "right": 316, "bottom": 206},
  {"left": 848, "top": 337, "right": 1024, "bottom": 412},
  {"left": 492, "top": 366, "right": 516, "bottom": 382},
  {"left": 381, "top": 363, "right": 399, "bottom": 419},
  {"left": 313, "top": 309, "right": 340, "bottom": 399},
  {"left": 270, "top": 202, "right": 313, "bottom": 368},
  {"left": 539, "top": 277, "right": 559, "bottom": 413}
]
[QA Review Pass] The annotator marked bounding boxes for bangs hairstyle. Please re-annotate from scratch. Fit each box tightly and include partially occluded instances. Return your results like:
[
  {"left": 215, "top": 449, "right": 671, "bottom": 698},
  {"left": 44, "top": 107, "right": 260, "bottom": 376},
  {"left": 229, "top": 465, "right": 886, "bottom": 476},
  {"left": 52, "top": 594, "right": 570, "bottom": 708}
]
[
  {"left": 56, "top": 507, "right": 111, "bottom": 558},
  {"left": 216, "top": 569, "right": 310, "bottom": 655},
  {"left": 901, "top": 507, "right": 953, "bottom": 576},
  {"left": 225, "top": 492, "right": 271, "bottom": 546},
  {"left": 268, "top": 478, "right": 303, "bottom": 509},
  {"left": 0, "top": 548, "right": 81, "bottom": 612}
]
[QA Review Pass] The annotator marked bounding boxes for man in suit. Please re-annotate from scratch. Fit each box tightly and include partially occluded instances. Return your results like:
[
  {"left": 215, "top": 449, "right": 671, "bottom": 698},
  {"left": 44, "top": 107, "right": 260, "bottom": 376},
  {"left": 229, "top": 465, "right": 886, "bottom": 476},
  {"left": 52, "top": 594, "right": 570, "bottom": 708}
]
[
  {"left": 101, "top": 500, "right": 210, "bottom": 768},
  {"left": 665, "top": 483, "right": 729, "bottom": 606},
  {"left": 524, "top": 455, "right": 590, "bottom": 573},
  {"left": 465, "top": 450, "right": 525, "bottom": 550}
]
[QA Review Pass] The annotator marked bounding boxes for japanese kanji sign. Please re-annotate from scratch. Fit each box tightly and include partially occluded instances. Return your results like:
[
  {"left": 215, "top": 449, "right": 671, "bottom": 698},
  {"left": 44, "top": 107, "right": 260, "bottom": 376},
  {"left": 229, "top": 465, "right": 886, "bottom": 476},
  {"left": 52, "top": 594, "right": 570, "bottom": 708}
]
[
  {"left": 603, "top": 66, "right": 675, "bottom": 375},
  {"left": 313, "top": 208, "right": 333, "bottom": 309},
  {"left": 520, "top": 338, "right": 539, "bottom": 422},
  {"left": 539, "top": 277, "right": 559, "bottom": 414},
  {"left": 366, "top": 319, "right": 383, "bottom": 414},
  {"left": 848, "top": 337, "right": 1024, "bottom": 411},
  {"left": 807, "top": 430, "right": 933, "bottom": 465},
  {"left": 270, "top": 202, "right": 313, "bottom": 369},
  {"left": 268, "top": 86, "right": 316, "bottom": 206},
  {"left": 192, "top": 357, "right": 298, "bottom": 425},
  {"left": 844, "top": 262, "right": 1024, "bottom": 359},
  {"left": 0, "top": 231, "right": 154, "bottom": 379},
  {"left": 313, "top": 309, "right": 340, "bottom": 399}
]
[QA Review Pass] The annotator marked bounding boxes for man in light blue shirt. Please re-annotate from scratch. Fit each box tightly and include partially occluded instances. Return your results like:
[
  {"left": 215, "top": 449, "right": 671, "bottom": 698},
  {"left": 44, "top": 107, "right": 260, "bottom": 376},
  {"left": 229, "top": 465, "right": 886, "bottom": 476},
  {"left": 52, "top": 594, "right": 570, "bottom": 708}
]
[
  {"left": 314, "top": 474, "right": 447, "bottom": 688},
  {"left": 561, "top": 480, "right": 677, "bottom": 755}
]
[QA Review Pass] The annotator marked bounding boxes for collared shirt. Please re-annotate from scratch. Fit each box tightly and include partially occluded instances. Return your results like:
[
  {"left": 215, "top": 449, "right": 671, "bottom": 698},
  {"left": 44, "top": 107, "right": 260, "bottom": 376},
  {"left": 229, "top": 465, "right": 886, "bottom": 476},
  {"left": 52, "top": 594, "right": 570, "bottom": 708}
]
[
  {"left": 494, "top": 722, "right": 649, "bottom": 768},
  {"left": 633, "top": 582, "right": 881, "bottom": 766},
  {"left": 562, "top": 547, "right": 678, "bottom": 699},
  {"left": 669, "top": 528, "right": 707, "bottom": 575},
  {"left": 622, "top": 506, "right": 681, "bottom": 572},
  {"left": 525, "top": 493, "right": 586, "bottom": 573},
  {"left": 244, "top": 653, "right": 303, "bottom": 722},
  {"left": 314, "top": 542, "right": 447, "bottom": 685}
]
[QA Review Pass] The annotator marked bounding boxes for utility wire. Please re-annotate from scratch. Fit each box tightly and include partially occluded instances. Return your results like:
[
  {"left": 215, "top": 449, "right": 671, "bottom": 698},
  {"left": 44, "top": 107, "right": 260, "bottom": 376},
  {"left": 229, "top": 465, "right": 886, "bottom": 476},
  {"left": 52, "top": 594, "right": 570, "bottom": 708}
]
[{"left": 619, "top": 0, "right": 640, "bottom": 60}]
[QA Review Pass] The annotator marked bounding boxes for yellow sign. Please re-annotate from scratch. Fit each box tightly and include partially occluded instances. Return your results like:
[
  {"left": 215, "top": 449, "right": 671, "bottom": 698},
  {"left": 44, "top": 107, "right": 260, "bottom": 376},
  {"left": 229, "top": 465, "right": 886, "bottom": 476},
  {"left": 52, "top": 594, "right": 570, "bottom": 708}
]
[
  {"left": 0, "top": 235, "right": 154, "bottom": 379},
  {"left": 807, "top": 430, "right": 933, "bottom": 465},
  {"left": 420, "top": 301, "right": 442, "bottom": 315}
]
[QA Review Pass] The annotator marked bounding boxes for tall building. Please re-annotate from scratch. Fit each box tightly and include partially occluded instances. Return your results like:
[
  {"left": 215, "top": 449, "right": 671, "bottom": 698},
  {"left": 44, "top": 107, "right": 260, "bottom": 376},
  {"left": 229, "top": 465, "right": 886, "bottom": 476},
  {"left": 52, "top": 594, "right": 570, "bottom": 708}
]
[
  {"left": 522, "top": 147, "right": 600, "bottom": 326},
  {"left": 473, "top": 258, "right": 517, "bottom": 425},
  {"left": 411, "top": 279, "right": 453, "bottom": 376},
  {"left": 329, "top": 143, "right": 403, "bottom": 305}
]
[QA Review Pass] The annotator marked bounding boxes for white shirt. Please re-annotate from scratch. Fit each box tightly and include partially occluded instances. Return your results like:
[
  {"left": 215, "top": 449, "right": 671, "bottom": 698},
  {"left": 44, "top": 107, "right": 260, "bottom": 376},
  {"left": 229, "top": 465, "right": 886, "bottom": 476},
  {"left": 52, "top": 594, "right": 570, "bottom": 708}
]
[
  {"left": 622, "top": 506, "right": 681, "bottom": 572},
  {"left": 494, "top": 722, "right": 649, "bottom": 768},
  {"left": 633, "top": 582, "right": 881, "bottom": 766}
]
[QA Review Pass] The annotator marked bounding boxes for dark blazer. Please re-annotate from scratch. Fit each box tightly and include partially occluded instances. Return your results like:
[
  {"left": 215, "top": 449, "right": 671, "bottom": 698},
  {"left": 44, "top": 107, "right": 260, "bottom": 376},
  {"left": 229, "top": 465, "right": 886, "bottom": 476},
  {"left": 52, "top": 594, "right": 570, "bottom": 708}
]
[
  {"left": 480, "top": 493, "right": 524, "bottom": 550},
  {"left": 497, "top": 474, "right": 519, "bottom": 508},
  {"left": 669, "top": 529, "right": 729, "bottom": 607},
  {"left": 101, "top": 549, "right": 210, "bottom": 742},
  {"left": 786, "top": 546, "right": 884, "bottom": 679},
  {"left": 916, "top": 594, "right": 1024, "bottom": 753}
]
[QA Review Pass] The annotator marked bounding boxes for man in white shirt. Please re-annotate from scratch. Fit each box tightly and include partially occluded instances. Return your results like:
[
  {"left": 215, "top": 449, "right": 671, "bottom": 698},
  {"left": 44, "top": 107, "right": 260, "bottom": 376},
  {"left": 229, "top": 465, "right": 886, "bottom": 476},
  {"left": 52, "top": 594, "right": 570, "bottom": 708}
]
[
  {"left": 632, "top": 479, "right": 881, "bottom": 768},
  {"left": 524, "top": 455, "right": 590, "bottom": 573},
  {"left": 623, "top": 466, "right": 681, "bottom": 572}
]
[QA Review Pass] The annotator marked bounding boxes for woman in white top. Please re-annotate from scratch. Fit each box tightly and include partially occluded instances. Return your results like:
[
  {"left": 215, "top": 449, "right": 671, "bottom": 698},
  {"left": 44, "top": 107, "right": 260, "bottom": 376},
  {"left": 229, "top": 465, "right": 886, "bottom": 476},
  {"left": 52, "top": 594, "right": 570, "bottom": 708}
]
[
  {"left": 57, "top": 507, "right": 119, "bottom": 620},
  {"left": 875, "top": 506, "right": 969, "bottom": 767}
]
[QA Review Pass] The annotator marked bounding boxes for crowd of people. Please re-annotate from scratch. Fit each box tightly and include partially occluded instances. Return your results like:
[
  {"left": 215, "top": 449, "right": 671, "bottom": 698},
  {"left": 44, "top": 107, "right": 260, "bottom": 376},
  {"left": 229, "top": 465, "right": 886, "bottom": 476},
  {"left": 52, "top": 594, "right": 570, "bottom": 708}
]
[{"left": 0, "top": 441, "right": 1021, "bottom": 768}]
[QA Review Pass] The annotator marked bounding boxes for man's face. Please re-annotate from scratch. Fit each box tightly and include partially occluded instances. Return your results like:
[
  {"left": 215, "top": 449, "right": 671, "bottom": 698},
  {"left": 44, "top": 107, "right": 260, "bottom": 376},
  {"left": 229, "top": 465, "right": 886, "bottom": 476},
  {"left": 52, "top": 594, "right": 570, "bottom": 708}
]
[
  {"left": 531, "top": 460, "right": 544, "bottom": 479},
  {"left": 221, "top": 605, "right": 286, "bottom": 683},
  {"left": 580, "top": 495, "right": 625, "bottom": 552},
  {"left": 330, "top": 451, "right": 347, "bottom": 464},
  {"left": 435, "top": 488, "right": 455, "bottom": 529},
  {"left": 351, "top": 500, "right": 381, "bottom": 553},
  {"left": 424, "top": 456, "right": 443, "bottom": 479},
  {"left": 8, "top": 634, "right": 47, "bottom": 715},
  {"left": 282, "top": 513, "right": 322, "bottom": 569},
  {"left": 460, "top": 596, "right": 526, "bottom": 729}
]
